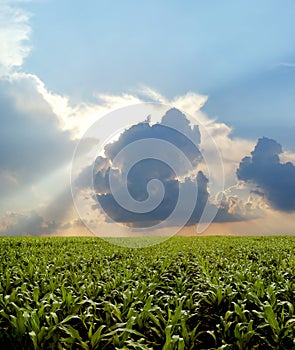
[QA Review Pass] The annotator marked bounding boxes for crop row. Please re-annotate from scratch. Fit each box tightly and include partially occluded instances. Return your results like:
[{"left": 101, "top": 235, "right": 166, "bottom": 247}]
[{"left": 0, "top": 236, "right": 294, "bottom": 349}]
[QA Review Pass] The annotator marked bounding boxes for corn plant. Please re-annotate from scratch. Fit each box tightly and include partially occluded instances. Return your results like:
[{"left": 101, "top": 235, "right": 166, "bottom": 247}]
[{"left": 0, "top": 236, "right": 294, "bottom": 349}]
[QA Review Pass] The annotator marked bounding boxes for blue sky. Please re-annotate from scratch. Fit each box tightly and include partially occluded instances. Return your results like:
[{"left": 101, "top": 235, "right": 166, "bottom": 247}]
[
  {"left": 22, "top": 0, "right": 295, "bottom": 149},
  {"left": 1, "top": 0, "right": 295, "bottom": 237}
]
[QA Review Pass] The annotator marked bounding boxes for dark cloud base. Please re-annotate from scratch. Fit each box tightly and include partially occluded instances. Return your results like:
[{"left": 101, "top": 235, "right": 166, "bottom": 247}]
[
  {"left": 90, "top": 109, "right": 242, "bottom": 227},
  {"left": 237, "top": 137, "right": 295, "bottom": 212}
]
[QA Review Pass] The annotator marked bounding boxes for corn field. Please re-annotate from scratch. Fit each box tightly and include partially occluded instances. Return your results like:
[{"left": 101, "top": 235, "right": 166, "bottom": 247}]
[{"left": 0, "top": 236, "right": 294, "bottom": 349}]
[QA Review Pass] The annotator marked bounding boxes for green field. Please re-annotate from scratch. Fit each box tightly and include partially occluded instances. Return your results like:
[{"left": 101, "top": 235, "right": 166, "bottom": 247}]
[{"left": 0, "top": 236, "right": 294, "bottom": 349}]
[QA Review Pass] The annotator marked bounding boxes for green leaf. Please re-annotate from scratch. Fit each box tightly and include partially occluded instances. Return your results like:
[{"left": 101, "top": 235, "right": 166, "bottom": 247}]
[
  {"left": 90, "top": 325, "right": 105, "bottom": 347},
  {"left": 264, "top": 304, "right": 280, "bottom": 332}
]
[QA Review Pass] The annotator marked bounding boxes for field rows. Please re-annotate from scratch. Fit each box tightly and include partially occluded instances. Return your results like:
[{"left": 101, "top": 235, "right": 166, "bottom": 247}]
[{"left": 0, "top": 236, "right": 294, "bottom": 349}]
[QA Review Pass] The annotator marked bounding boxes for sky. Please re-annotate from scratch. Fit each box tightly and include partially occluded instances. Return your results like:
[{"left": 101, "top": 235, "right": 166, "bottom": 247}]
[{"left": 0, "top": 0, "right": 295, "bottom": 238}]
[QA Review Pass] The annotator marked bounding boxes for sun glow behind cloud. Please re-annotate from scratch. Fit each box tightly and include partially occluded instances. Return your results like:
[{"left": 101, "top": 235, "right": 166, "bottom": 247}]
[
  {"left": 2, "top": 65, "right": 295, "bottom": 236},
  {"left": 0, "top": 0, "right": 295, "bottom": 236}
]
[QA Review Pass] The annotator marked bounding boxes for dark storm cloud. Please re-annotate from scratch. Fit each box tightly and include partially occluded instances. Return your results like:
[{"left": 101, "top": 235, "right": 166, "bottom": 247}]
[
  {"left": 84, "top": 108, "right": 242, "bottom": 226},
  {"left": 104, "top": 108, "right": 202, "bottom": 168},
  {"left": 96, "top": 175, "right": 208, "bottom": 227},
  {"left": 237, "top": 137, "right": 295, "bottom": 211}
]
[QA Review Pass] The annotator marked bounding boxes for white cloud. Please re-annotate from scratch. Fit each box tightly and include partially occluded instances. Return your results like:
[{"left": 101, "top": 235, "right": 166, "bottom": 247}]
[
  {"left": 11, "top": 71, "right": 142, "bottom": 138},
  {"left": 0, "top": 1, "right": 31, "bottom": 75},
  {"left": 275, "top": 62, "right": 295, "bottom": 68},
  {"left": 280, "top": 150, "right": 295, "bottom": 164},
  {"left": 29, "top": 77, "right": 257, "bottom": 190}
]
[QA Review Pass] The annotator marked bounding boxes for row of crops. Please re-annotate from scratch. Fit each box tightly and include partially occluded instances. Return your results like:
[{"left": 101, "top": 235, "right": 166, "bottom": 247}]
[{"left": 0, "top": 236, "right": 294, "bottom": 349}]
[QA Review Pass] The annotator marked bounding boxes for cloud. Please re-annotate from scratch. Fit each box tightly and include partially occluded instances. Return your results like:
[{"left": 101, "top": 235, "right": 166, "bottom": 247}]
[
  {"left": 0, "top": 210, "right": 57, "bottom": 236},
  {"left": 275, "top": 62, "right": 295, "bottom": 68},
  {"left": 140, "top": 88, "right": 255, "bottom": 190},
  {"left": 0, "top": 1, "right": 31, "bottom": 75},
  {"left": 0, "top": 74, "right": 76, "bottom": 193},
  {"left": 0, "top": 207, "right": 88, "bottom": 236},
  {"left": 0, "top": 71, "right": 99, "bottom": 238},
  {"left": 2, "top": 68, "right": 292, "bottom": 235},
  {"left": 75, "top": 108, "right": 246, "bottom": 228},
  {"left": 35, "top": 78, "right": 143, "bottom": 138},
  {"left": 237, "top": 137, "right": 295, "bottom": 211},
  {"left": 9, "top": 75, "right": 254, "bottom": 193}
]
